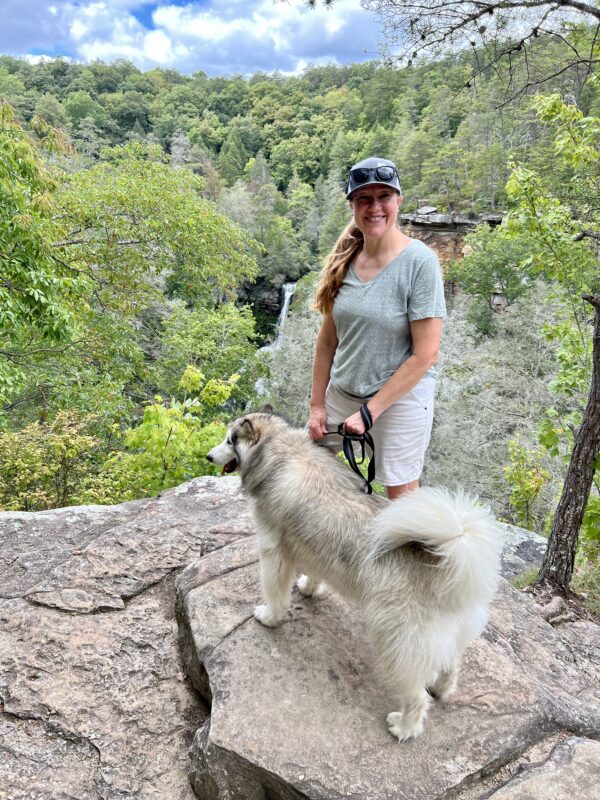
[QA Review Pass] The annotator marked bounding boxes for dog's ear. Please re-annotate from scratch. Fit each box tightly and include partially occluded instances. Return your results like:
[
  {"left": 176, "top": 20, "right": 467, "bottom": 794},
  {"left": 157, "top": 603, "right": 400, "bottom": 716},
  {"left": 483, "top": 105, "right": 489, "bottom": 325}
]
[
  {"left": 260, "top": 403, "right": 273, "bottom": 414},
  {"left": 239, "top": 417, "right": 260, "bottom": 443}
]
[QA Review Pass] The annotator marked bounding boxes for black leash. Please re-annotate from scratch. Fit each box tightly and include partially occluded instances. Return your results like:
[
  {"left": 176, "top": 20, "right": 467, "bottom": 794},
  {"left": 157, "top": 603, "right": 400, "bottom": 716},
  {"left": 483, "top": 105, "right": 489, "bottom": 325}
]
[{"left": 326, "top": 403, "right": 376, "bottom": 494}]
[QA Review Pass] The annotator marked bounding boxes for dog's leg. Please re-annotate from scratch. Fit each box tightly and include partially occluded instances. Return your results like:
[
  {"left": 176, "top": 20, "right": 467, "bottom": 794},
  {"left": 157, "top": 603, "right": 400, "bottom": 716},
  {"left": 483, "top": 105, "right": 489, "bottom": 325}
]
[
  {"left": 370, "top": 619, "right": 432, "bottom": 741},
  {"left": 296, "top": 574, "right": 321, "bottom": 597},
  {"left": 428, "top": 662, "right": 459, "bottom": 701},
  {"left": 254, "top": 545, "right": 294, "bottom": 627},
  {"left": 386, "top": 686, "right": 431, "bottom": 742}
]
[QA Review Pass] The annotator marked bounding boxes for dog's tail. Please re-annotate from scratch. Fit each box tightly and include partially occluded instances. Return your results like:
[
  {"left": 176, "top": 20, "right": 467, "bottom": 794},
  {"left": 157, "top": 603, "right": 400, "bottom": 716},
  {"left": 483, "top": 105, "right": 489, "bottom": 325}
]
[{"left": 371, "top": 487, "right": 503, "bottom": 603}]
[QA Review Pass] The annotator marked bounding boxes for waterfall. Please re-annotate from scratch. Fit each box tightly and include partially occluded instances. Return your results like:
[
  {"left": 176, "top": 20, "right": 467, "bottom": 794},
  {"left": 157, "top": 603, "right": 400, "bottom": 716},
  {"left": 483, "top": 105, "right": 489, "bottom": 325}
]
[
  {"left": 261, "top": 282, "right": 296, "bottom": 353},
  {"left": 273, "top": 282, "right": 296, "bottom": 348},
  {"left": 255, "top": 282, "right": 296, "bottom": 396}
]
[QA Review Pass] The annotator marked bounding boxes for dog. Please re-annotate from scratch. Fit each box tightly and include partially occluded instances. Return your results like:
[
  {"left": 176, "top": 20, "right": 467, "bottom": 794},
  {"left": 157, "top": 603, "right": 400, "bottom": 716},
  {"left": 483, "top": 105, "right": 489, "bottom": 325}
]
[{"left": 207, "top": 412, "right": 503, "bottom": 741}]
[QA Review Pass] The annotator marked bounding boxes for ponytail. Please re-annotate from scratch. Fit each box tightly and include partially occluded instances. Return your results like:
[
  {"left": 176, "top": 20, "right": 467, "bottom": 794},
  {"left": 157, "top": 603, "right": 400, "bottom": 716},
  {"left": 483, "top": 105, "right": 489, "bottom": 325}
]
[{"left": 314, "top": 221, "right": 364, "bottom": 315}]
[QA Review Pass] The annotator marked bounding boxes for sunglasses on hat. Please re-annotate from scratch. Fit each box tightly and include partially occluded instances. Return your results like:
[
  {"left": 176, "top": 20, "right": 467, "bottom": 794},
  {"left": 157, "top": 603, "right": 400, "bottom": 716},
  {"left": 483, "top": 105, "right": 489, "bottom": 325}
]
[{"left": 349, "top": 165, "right": 398, "bottom": 185}]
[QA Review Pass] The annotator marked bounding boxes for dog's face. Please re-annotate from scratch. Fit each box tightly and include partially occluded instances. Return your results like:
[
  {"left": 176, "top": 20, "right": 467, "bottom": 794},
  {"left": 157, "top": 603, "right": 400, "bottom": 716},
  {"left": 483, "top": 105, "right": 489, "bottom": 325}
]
[{"left": 207, "top": 413, "right": 271, "bottom": 474}]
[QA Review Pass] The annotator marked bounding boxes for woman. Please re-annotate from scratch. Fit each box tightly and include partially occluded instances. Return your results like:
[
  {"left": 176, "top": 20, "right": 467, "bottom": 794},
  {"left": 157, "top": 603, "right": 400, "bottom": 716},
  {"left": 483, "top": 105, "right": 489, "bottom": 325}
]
[{"left": 307, "top": 157, "right": 446, "bottom": 499}]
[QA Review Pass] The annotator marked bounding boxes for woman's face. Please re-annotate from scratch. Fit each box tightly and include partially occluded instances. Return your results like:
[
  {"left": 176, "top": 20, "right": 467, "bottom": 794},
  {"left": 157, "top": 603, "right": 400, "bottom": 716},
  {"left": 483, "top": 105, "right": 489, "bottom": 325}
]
[{"left": 349, "top": 184, "right": 402, "bottom": 238}]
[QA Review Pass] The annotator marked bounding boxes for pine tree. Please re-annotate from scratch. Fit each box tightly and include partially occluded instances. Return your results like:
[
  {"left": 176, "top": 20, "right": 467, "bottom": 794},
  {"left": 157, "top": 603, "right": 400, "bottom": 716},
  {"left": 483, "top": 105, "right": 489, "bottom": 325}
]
[{"left": 217, "top": 127, "right": 250, "bottom": 186}]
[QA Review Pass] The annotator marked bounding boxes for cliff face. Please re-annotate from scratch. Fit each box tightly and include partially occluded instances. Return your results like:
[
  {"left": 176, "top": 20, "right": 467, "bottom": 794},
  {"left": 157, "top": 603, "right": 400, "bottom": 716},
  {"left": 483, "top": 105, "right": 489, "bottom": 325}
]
[
  {"left": 1, "top": 476, "right": 599, "bottom": 800},
  {"left": 399, "top": 210, "right": 503, "bottom": 266}
]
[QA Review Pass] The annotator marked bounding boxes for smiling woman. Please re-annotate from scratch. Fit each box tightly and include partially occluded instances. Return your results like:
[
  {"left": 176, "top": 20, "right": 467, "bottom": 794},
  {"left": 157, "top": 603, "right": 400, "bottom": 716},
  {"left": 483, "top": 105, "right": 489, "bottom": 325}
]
[{"left": 308, "top": 157, "right": 447, "bottom": 500}]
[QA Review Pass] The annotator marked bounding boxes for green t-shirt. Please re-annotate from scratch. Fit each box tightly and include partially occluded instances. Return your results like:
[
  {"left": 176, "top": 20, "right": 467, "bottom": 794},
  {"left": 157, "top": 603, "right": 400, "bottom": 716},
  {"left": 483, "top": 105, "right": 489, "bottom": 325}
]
[{"left": 330, "top": 239, "right": 446, "bottom": 400}]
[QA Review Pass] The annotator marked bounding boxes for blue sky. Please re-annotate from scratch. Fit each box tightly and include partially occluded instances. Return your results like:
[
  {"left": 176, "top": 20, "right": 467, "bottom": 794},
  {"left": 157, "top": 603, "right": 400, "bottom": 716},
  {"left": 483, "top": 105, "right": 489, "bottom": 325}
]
[{"left": 0, "top": 0, "right": 383, "bottom": 76}]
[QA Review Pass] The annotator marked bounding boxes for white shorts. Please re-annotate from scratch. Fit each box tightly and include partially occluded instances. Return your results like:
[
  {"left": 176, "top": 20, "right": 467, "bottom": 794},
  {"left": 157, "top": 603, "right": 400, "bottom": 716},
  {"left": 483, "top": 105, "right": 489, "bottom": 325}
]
[{"left": 321, "top": 376, "right": 435, "bottom": 487}]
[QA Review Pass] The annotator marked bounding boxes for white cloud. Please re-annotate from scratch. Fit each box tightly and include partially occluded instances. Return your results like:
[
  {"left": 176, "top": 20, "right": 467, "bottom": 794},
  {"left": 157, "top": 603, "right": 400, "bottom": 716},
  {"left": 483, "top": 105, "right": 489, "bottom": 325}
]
[
  {"left": 70, "top": 20, "right": 88, "bottom": 41},
  {"left": 0, "top": 0, "right": 382, "bottom": 76},
  {"left": 143, "top": 29, "right": 173, "bottom": 64}
]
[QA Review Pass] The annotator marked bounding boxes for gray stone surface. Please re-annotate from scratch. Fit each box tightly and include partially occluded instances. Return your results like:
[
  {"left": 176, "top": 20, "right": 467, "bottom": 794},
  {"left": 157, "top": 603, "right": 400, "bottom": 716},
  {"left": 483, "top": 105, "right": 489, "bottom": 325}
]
[
  {"left": 178, "top": 537, "right": 600, "bottom": 800},
  {"left": 499, "top": 522, "right": 547, "bottom": 579},
  {"left": 0, "top": 477, "right": 253, "bottom": 800},
  {"left": 487, "top": 737, "right": 600, "bottom": 799},
  {"left": 1, "top": 475, "right": 594, "bottom": 800}
]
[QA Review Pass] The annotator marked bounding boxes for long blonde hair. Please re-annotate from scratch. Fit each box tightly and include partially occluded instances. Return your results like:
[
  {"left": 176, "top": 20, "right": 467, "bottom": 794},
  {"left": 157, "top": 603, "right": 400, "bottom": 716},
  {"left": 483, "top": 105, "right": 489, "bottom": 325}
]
[{"left": 313, "top": 221, "right": 364, "bottom": 315}]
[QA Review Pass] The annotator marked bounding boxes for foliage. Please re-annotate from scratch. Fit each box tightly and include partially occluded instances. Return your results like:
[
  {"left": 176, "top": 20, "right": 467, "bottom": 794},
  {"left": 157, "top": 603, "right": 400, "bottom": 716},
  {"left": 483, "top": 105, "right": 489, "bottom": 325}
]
[
  {"left": 59, "top": 141, "right": 260, "bottom": 310},
  {"left": 0, "top": 101, "right": 79, "bottom": 407},
  {"left": 333, "top": 0, "right": 600, "bottom": 108},
  {"left": 425, "top": 286, "right": 564, "bottom": 524},
  {"left": 449, "top": 223, "right": 534, "bottom": 334},
  {"left": 151, "top": 301, "right": 265, "bottom": 406},
  {"left": 453, "top": 93, "right": 600, "bottom": 588},
  {"left": 5, "top": 50, "right": 600, "bottom": 514},
  {"left": 79, "top": 370, "right": 236, "bottom": 504},
  {"left": 572, "top": 550, "right": 600, "bottom": 616},
  {"left": 503, "top": 439, "right": 552, "bottom": 530},
  {"left": 0, "top": 411, "right": 98, "bottom": 511},
  {"left": 501, "top": 101, "right": 599, "bottom": 557},
  {"left": 510, "top": 568, "right": 539, "bottom": 591}
]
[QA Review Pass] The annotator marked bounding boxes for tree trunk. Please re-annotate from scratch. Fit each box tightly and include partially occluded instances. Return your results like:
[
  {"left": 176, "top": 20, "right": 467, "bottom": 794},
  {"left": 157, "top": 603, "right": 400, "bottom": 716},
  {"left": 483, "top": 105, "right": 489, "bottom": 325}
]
[{"left": 536, "top": 294, "right": 600, "bottom": 594}]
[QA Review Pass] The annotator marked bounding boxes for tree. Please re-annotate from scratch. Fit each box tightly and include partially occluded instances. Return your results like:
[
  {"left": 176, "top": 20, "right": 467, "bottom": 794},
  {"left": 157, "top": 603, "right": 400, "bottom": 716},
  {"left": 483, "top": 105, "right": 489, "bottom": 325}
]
[
  {"left": 449, "top": 223, "right": 534, "bottom": 333},
  {"left": 0, "top": 102, "right": 78, "bottom": 408},
  {"left": 2, "top": 123, "right": 260, "bottom": 431},
  {"left": 33, "top": 93, "right": 69, "bottom": 128},
  {"left": 59, "top": 141, "right": 259, "bottom": 310},
  {"left": 311, "top": 0, "right": 600, "bottom": 102},
  {"left": 425, "top": 284, "right": 563, "bottom": 524},
  {"left": 0, "top": 66, "right": 27, "bottom": 105},
  {"left": 170, "top": 127, "right": 192, "bottom": 168},
  {"left": 64, "top": 90, "right": 106, "bottom": 128},
  {"left": 285, "top": 171, "right": 314, "bottom": 231},
  {"left": 537, "top": 294, "right": 600, "bottom": 590},
  {"left": 457, "top": 95, "right": 600, "bottom": 596},
  {"left": 151, "top": 301, "right": 265, "bottom": 405},
  {"left": 217, "top": 127, "right": 250, "bottom": 186}
]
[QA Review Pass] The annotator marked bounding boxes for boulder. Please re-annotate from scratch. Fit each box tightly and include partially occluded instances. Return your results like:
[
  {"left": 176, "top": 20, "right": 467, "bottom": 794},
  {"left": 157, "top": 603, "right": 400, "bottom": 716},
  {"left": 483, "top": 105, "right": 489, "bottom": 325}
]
[
  {"left": 2, "top": 475, "right": 597, "bottom": 800},
  {"left": 177, "top": 535, "right": 600, "bottom": 800},
  {"left": 0, "top": 477, "right": 253, "bottom": 800}
]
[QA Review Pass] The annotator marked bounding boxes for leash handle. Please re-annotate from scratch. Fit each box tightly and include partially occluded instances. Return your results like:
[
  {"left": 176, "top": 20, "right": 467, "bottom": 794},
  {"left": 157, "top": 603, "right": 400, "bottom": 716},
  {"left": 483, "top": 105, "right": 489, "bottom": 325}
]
[
  {"left": 334, "top": 403, "right": 376, "bottom": 494},
  {"left": 359, "top": 403, "right": 373, "bottom": 432}
]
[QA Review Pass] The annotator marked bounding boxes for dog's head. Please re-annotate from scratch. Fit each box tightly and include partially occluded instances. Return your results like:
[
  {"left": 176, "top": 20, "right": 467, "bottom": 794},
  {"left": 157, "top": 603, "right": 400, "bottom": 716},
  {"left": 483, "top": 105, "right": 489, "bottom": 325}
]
[{"left": 206, "top": 411, "right": 280, "bottom": 475}]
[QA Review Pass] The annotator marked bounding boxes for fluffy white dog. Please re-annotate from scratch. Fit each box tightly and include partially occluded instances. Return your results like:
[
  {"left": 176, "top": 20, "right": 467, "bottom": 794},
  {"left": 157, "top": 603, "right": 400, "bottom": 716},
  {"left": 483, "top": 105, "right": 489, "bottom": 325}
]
[{"left": 207, "top": 412, "right": 503, "bottom": 741}]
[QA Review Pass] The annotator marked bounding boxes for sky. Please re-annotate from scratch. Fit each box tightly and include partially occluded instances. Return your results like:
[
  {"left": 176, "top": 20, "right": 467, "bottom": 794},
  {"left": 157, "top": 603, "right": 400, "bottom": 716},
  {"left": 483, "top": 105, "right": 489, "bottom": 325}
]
[{"left": 0, "top": 0, "right": 383, "bottom": 76}]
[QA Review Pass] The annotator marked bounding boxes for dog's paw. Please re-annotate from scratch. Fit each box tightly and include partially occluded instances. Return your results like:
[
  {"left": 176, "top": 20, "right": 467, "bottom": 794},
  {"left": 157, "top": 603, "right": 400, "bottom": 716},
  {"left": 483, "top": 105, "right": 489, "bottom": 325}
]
[
  {"left": 296, "top": 574, "right": 321, "bottom": 598},
  {"left": 253, "top": 604, "right": 283, "bottom": 627},
  {"left": 386, "top": 711, "right": 424, "bottom": 742}
]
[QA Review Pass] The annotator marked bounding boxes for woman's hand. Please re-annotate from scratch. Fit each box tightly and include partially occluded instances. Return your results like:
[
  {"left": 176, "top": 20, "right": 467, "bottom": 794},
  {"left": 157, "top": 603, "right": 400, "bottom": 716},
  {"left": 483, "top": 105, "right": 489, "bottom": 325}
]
[
  {"left": 308, "top": 405, "right": 328, "bottom": 441},
  {"left": 342, "top": 404, "right": 378, "bottom": 435},
  {"left": 341, "top": 410, "right": 368, "bottom": 435}
]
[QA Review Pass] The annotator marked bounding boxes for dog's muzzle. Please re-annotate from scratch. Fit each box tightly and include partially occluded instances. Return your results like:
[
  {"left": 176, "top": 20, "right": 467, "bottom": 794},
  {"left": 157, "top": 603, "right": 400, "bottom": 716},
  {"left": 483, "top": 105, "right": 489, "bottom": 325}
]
[{"left": 206, "top": 452, "right": 239, "bottom": 474}]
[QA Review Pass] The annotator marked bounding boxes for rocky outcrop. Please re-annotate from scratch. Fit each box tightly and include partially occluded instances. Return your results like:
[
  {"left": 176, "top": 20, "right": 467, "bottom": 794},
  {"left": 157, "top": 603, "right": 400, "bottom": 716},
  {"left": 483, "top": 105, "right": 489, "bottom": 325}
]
[
  {"left": 177, "top": 529, "right": 600, "bottom": 800},
  {"left": 2, "top": 476, "right": 598, "bottom": 800},
  {"left": 0, "top": 477, "right": 253, "bottom": 800},
  {"left": 399, "top": 209, "right": 503, "bottom": 266}
]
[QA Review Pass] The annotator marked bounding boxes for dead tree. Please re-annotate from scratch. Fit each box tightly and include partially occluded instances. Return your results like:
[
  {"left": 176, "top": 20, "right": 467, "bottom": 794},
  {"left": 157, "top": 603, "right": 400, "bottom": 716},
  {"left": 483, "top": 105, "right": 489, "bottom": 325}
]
[
  {"left": 309, "top": 0, "right": 600, "bottom": 102},
  {"left": 536, "top": 293, "right": 600, "bottom": 595}
]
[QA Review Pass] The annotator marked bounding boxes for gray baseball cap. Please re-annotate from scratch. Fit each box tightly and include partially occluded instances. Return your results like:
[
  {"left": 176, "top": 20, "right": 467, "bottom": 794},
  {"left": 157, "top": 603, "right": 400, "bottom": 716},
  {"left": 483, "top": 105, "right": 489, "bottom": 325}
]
[{"left": 346, "top": 157, "right": 402, "bottom": 199}]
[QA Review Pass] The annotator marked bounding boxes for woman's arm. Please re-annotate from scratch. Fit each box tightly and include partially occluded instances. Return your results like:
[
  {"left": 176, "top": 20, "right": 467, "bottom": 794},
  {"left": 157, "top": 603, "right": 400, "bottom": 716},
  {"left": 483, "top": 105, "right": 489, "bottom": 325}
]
[
  {"left": 343, "top": 316, "right": 442, "bottom": 434},
  {"left": 308, "top": 314, "right": 338, "bottom": 440}
]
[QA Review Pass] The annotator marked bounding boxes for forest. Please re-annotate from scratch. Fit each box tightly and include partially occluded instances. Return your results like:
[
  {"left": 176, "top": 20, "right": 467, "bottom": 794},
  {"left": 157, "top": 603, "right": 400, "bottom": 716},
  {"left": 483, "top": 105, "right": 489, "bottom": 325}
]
[{"left": 0, "top": 31, "right": 598, "bottom": 606}]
